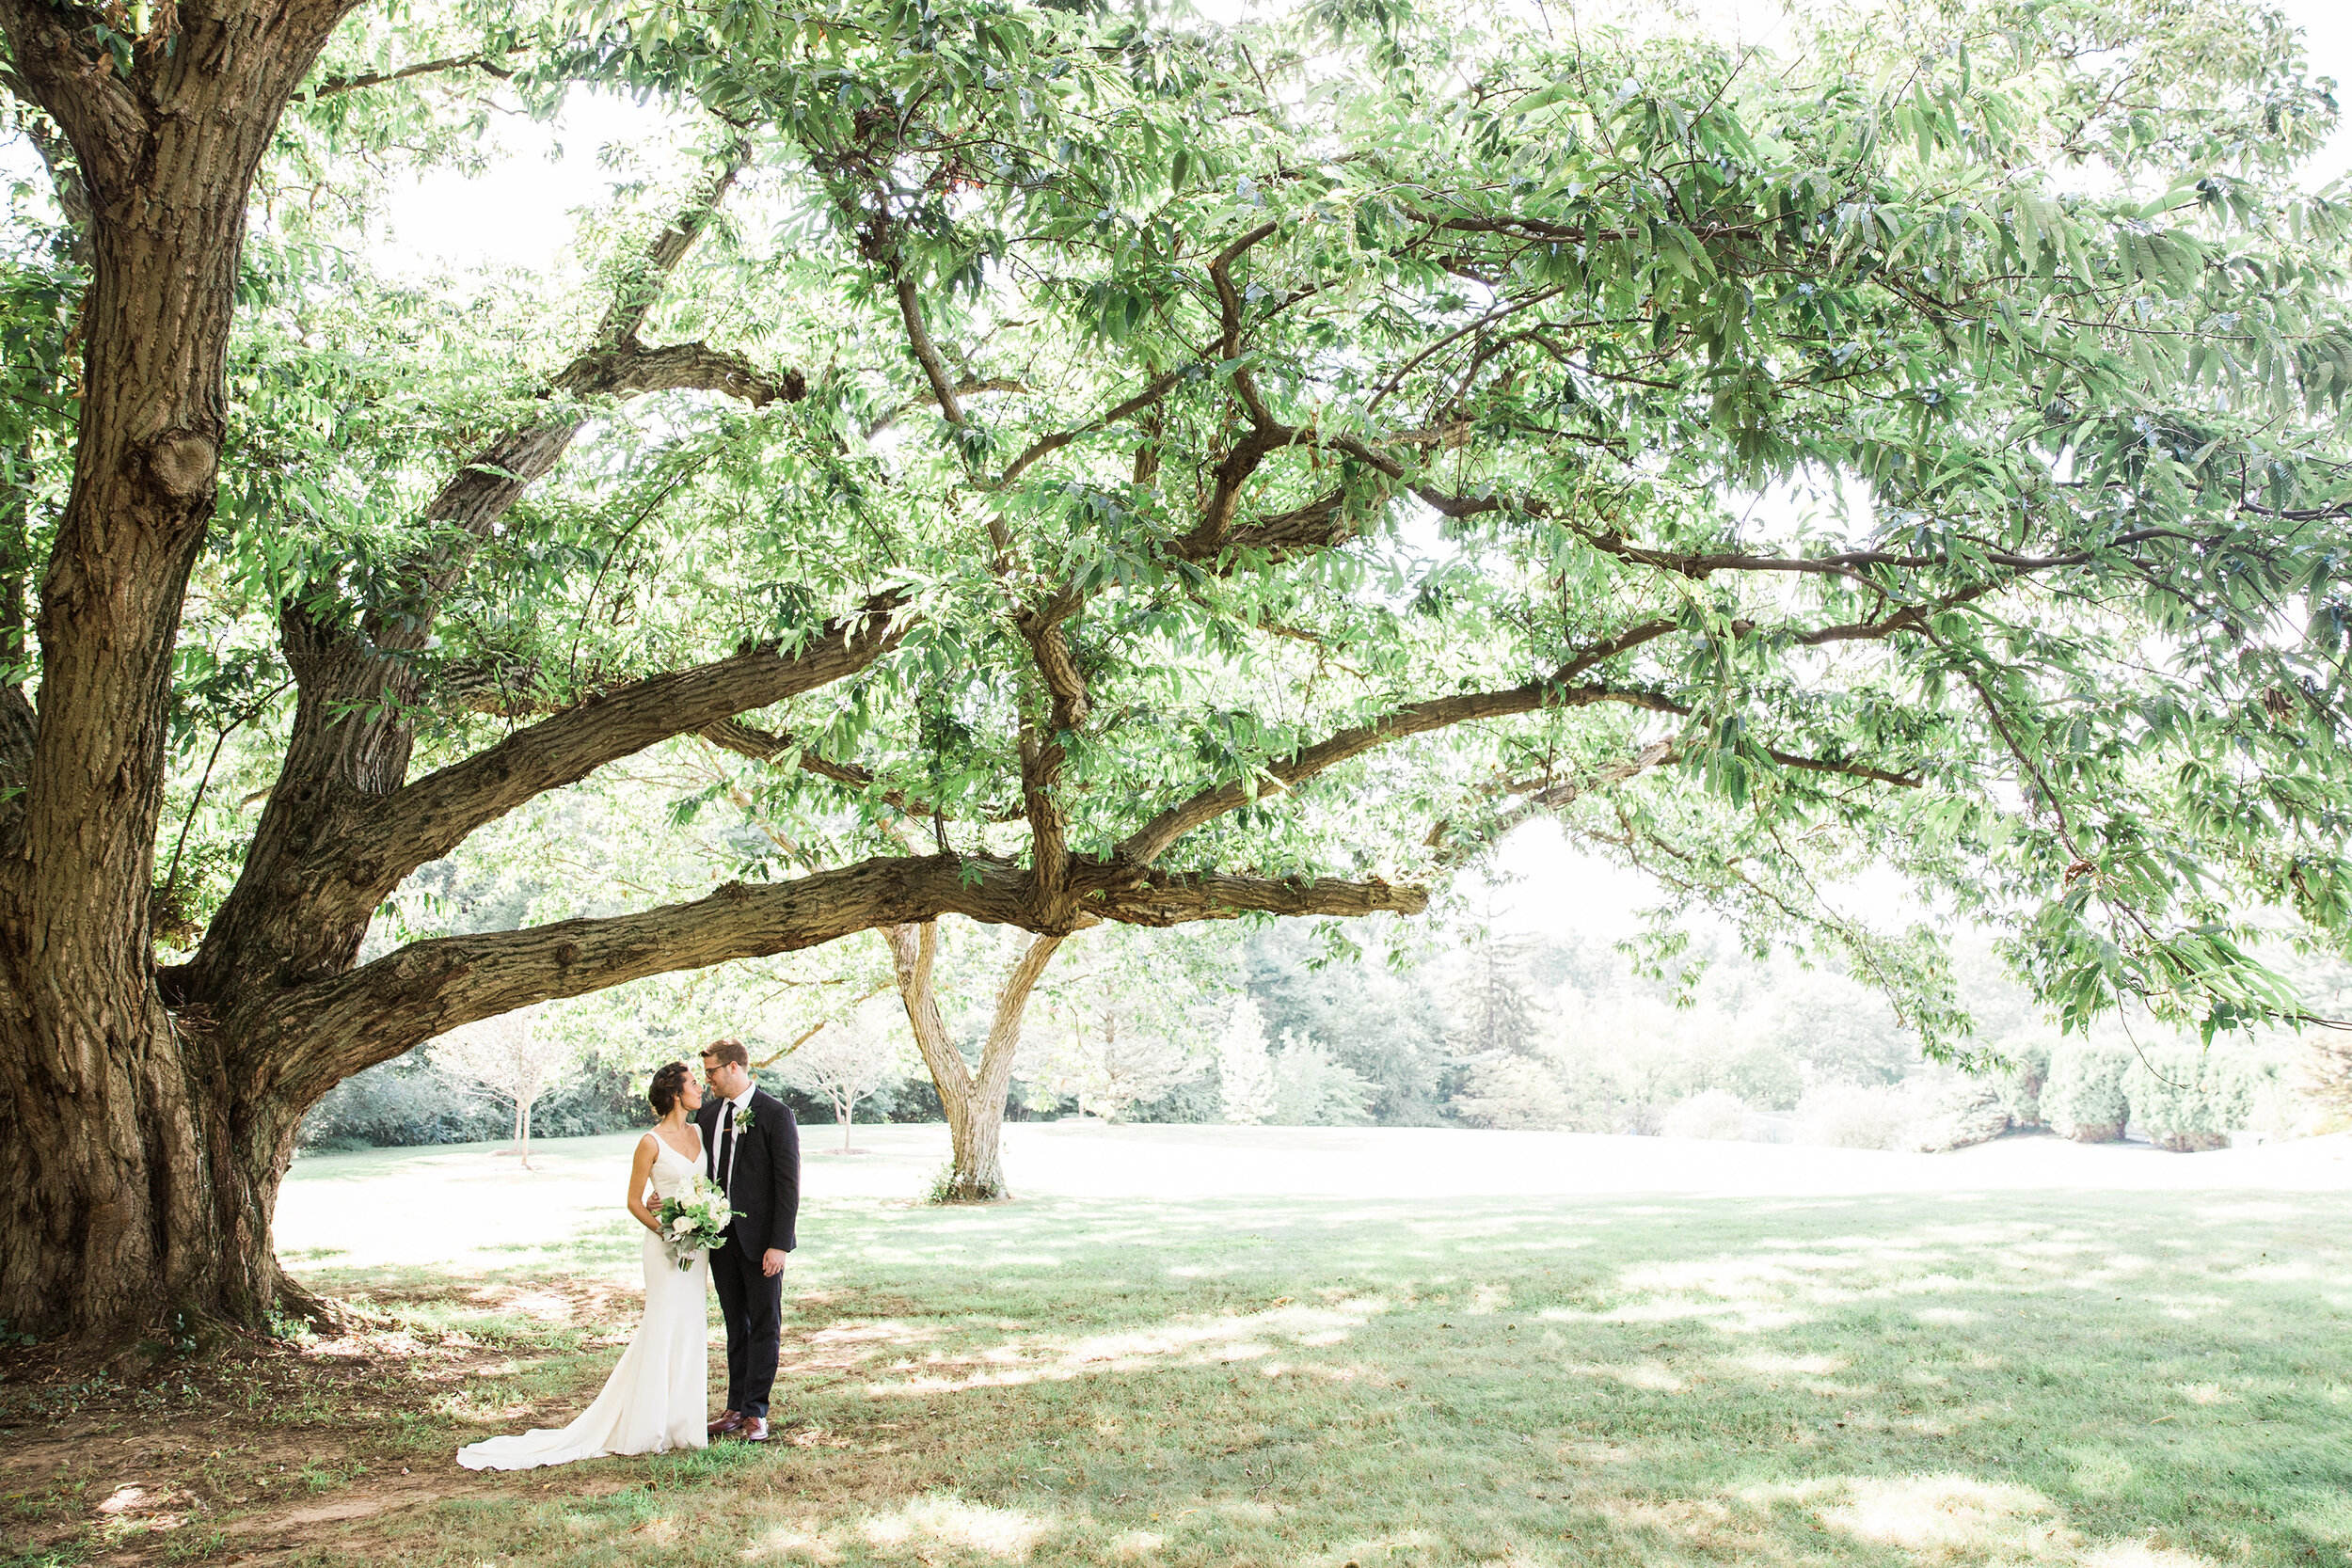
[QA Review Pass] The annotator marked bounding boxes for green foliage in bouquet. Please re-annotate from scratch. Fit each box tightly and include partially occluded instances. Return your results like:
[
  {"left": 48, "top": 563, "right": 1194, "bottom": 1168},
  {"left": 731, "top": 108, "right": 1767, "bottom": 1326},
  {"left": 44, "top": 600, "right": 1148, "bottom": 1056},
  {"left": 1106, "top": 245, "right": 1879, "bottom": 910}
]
[{"left": 655, "top": 1177, "right": 739, "bottom": 1271}]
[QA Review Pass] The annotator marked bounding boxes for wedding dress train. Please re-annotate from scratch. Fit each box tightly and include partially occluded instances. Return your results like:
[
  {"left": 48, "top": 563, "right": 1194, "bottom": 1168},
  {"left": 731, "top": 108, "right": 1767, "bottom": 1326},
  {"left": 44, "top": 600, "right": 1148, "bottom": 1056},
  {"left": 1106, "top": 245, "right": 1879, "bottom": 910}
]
[{"left": 456, "top": 1133, "right": 709, "bottom": 1470}]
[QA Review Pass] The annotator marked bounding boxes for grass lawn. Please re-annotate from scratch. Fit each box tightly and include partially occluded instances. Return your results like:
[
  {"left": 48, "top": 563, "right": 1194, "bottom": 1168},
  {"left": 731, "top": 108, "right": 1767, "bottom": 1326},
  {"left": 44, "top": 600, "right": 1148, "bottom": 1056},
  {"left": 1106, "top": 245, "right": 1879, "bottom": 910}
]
[{"left": 7, "top": 1126, "right": 2351, "bottom": 1567}]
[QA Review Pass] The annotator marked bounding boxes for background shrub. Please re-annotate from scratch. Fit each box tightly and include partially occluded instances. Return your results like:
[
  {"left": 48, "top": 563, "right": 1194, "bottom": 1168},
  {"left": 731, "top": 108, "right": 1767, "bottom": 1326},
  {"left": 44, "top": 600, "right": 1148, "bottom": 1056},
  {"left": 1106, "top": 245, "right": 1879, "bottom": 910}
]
[
  {"left": 300, "top": 1055, "right": 499, "bottom": 1148},
  {"left": 2042, "top": 1044, "right": 2134, "bottom": 1142},
  {"left": 1904, "top": 1080, "right": 2013, "bottom": 1152},
  {"left": 1993, "top": 1034, "right": 2055, "bottom": 1128},
  {"left": 1661, "top": 1089, "right": 1749, "bottom": 1142},
  {"left": 1797, "top": 1084, "right": 1915, "bottom": 1149},
  {"left": 1617, "top": 1099, "right": 1667, "bottom": 1136},
  {"left": 2125, "top": 1049, "right": 2257, "bottom": 1152},
  {"left": 299, "top": 1047, "right": 652, "bottom": 1149},
  {"left": 1269, "top": 1032, "right": 1378, "bottom": 1126},
  {"left": 1453, "top": 1054, "right": 1578, "bottom": 1131},
  {"left": 1721, "top": 1046, "right": 1803, "bottom": 1112}
]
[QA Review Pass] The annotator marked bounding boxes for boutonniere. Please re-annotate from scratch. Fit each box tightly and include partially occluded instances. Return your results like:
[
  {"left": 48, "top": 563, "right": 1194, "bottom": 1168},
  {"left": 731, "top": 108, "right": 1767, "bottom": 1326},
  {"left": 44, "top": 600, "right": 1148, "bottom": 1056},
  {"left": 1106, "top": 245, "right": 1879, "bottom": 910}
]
[{"left": 737, "top": 1104, "right": 757, "bottom": 1132}]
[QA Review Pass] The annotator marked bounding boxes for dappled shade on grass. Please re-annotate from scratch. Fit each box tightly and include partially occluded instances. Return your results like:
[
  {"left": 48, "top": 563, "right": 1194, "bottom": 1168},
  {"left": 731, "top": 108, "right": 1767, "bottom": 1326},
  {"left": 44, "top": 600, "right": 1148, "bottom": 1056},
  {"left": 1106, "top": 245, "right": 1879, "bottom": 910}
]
[{"left": 8, "top": 1154, "right": 2349, "bottom": 1566}]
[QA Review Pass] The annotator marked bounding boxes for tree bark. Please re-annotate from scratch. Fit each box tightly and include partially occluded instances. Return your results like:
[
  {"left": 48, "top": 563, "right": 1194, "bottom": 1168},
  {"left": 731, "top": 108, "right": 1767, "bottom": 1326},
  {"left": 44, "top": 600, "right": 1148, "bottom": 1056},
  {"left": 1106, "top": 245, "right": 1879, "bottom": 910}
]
[
  {"left": 882, "top": 921, "right": 1062, "bottom": 1201},
  {"left": 0, "top": 1006, "right": 310, "bottom": 1344},
  {"left": 0, "top": 0, "right": 360, "bottom": 1342}
]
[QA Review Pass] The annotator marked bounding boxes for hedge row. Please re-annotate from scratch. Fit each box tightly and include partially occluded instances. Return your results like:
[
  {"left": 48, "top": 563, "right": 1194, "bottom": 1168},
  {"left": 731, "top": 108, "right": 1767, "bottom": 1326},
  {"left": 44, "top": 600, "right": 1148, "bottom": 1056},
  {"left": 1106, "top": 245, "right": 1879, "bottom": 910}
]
[{"left": 2038, "top": 1041, "right": 2258, "bottom": 1148}]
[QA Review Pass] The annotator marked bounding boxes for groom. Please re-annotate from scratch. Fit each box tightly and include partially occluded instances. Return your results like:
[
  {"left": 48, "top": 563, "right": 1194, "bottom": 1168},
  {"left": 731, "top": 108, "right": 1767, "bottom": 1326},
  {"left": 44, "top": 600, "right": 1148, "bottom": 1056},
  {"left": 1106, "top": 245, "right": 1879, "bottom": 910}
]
[{"left": 697, "top": 1037, "right": 801, "bottom": 1444}]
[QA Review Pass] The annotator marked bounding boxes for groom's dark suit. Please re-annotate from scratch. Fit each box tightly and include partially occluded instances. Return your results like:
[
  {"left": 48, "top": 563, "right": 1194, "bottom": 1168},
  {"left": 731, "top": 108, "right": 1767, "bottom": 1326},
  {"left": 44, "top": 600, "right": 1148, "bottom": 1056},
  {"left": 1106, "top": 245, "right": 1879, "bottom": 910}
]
[{"left": 697, "top": 1085, "right": 801, "bottom": 1422}]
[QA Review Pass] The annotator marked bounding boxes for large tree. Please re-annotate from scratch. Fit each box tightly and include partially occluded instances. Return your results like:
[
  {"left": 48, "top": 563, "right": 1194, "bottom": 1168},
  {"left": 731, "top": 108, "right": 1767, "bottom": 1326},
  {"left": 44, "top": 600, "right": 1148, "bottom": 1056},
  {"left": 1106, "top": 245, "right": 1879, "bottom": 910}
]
[{"left": 2, "top": 0, "right": 2348, "bottom": 1343}]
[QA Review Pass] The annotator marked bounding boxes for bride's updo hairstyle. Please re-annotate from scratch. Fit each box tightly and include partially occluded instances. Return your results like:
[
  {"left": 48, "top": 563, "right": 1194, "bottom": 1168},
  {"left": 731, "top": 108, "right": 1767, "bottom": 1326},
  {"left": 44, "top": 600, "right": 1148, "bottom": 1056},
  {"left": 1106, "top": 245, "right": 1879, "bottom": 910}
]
[{"left": 647, "top": 1061, "right": 691, "bottom": 1117}]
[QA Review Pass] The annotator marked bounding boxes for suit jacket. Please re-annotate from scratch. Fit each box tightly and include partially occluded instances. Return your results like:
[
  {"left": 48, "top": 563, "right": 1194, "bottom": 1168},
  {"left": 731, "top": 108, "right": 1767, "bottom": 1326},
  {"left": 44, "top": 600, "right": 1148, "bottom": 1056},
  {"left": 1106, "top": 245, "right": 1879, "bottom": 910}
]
[{"left": 697, "top": 1086, "right": 801, "bottom": 1256}]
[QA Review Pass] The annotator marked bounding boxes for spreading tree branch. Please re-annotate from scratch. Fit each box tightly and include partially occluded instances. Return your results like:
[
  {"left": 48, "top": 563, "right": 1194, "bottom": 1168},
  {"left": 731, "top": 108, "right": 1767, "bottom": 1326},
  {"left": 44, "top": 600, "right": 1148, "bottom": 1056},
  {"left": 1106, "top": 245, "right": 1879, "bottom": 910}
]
[
  {"left": 183, "top": 146, "right": 811, "bottom": 1003},
  {"left": 1078, "top": 867, "right": 1428, "bottom": 926},
  {"left": 1115, "top": 620, "right": 1684, "bottom": 864},
  {"left": 258, "top": 853, "right": 1028, "bottom": 1101},
  {"left": 258, "top": 851, "right": 1422, "bottom": 1102},
  {"left": 295, "top": 46, "right": 526, "bottom": 100},
  {"left": 374, "top": 600, "right": 907, "bottom": 878}
]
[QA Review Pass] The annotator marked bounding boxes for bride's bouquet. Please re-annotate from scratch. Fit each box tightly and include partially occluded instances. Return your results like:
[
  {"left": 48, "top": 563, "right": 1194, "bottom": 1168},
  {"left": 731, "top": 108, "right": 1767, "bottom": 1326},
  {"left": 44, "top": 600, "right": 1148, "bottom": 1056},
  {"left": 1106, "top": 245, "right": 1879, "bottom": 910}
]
[{"left": 655, "top": 1177, "right": 739, "bottom": 1272}]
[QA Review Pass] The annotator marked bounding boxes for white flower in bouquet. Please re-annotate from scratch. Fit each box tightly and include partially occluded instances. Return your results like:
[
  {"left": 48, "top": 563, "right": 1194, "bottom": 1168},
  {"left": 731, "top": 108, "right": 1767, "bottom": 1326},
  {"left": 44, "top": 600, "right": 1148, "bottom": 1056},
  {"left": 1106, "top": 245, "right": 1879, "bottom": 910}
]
[{"left": 654, "top": 1176, "right": 739, "bottom": 1271}]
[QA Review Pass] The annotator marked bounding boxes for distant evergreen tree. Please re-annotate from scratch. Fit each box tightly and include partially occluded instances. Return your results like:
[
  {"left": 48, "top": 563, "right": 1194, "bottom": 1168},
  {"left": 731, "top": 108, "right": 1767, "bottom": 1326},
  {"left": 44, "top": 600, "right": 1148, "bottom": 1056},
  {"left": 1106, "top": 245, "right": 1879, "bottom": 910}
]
[
  {"left": 1217, "top": 998, "right": 1277, "bottom": 1125},
  {"left": 1446, "top": 936, "right": 1541, "bottom": 1060},
  {"left": 1268, "top": 1031, "right": 1376, "bottom": 1126},
  {"left": 1243, "top": 926, "right": 1448, "bottom": 1123}
]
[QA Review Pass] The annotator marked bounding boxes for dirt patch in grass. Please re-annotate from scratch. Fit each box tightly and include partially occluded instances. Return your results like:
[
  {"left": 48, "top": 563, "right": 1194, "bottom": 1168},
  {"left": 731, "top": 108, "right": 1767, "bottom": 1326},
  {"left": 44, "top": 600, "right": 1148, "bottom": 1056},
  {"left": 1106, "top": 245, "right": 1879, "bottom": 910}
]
[
  {"left": 0, "top": 1282, "right": 644, "bottom": 1566},
  {"left": 0, "top": 1276, "right": 1035, "bottom": 1567}
]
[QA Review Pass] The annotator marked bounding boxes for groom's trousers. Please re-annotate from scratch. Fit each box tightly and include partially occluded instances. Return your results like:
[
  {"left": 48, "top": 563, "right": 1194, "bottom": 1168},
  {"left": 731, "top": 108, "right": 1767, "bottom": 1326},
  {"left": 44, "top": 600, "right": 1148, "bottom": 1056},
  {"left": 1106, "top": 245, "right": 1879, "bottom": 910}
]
[{"left": 711, "top": 1238, "right": 784, "bottom": 1420}]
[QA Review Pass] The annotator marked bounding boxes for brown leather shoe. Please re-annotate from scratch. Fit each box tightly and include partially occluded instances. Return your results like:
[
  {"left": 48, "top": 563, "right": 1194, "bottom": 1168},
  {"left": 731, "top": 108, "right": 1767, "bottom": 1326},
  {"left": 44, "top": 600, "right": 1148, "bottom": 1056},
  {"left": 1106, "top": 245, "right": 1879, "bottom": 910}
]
[
  {"left": 735, "top": 1417, "right": 769, "bottom": 1443},
  {"left": 707, "top": 1409, "right": 742, "bottom": 1437}
]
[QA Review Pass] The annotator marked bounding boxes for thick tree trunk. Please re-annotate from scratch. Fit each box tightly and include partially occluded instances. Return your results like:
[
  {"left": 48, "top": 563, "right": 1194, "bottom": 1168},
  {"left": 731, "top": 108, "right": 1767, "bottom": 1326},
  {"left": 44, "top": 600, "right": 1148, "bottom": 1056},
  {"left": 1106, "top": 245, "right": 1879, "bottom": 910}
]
[
  {"left": 882, "top": 921, "right": 1060, "bottom": 1202},
  {"left": 0, "top": 1009, "right": 306, "bottom": 1340},
  {"left": 0, "top": 0, "right": 358, "bottom": 1341},
  {"left": 946, "top": 1103, "right": 1007, "bottom": 1201}
]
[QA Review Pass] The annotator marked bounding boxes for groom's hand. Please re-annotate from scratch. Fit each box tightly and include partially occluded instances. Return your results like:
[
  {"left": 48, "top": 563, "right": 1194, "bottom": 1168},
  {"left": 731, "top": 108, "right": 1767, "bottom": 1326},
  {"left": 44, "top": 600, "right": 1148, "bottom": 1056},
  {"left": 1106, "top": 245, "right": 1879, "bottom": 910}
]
[{"left": 761, "top": 1248, "right": 788, "bottom": 1278}]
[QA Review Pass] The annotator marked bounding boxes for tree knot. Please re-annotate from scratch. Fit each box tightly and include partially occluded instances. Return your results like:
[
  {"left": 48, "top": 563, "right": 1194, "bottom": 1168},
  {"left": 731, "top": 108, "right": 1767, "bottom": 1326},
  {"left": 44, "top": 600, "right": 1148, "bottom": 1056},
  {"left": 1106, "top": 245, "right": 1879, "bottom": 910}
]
[{"left": 145, "top": 433, "right": 218, "bottom": 499}]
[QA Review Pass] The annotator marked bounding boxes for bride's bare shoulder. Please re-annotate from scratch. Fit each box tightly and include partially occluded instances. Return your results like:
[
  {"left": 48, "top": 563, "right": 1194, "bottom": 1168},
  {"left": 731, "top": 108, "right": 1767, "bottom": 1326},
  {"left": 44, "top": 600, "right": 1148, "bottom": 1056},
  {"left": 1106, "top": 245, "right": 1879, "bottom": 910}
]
[{"left": 641, "top": 1128, "right": 700, "bottom": 1162}]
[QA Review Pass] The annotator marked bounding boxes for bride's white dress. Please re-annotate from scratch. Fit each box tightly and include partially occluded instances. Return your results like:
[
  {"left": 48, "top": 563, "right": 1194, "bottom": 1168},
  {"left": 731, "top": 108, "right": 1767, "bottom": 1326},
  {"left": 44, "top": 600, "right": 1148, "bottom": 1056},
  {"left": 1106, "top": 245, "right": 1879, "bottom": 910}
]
[{"left": 456, "top": 1132, "right": 709, "bottom": 1471}]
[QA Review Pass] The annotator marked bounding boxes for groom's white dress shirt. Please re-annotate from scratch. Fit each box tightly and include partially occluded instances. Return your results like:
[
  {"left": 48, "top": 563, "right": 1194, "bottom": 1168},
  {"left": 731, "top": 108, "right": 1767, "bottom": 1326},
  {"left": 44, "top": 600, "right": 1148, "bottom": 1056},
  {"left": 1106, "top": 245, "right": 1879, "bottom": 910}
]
[{"left": 712, "top": 1082, "right": 756, "bottom": 1193}]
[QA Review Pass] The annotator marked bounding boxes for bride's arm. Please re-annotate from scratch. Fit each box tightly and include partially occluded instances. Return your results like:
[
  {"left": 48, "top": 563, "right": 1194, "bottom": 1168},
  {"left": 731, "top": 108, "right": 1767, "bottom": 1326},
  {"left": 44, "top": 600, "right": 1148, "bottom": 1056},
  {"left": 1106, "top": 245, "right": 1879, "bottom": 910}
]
[{"left": 626, "top": 1136, "right": 663, "bottom": 1235}]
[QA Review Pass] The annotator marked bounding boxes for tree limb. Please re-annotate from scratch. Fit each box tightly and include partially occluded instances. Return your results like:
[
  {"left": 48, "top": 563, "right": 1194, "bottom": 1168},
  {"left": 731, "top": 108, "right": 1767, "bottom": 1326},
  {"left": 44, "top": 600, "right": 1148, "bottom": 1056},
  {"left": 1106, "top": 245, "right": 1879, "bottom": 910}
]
[
  {"left": 295, "top": 47, "right": 525, "bottom": 101},
  {"left": 375, "top": 600, "right": 907, "bottom": 886},
  {"left": 893, "top": 271, "right": 973, "bottom": 432},
  {"left": 183, "top": 149, "right": 802, "bottom": 1004},
  {"left": 996, "top": 369, "right": 1186, "bottom": 487},
  {"left": 696, "top": 716, "right": 1024, "bottom": 824},
  {"left": 883, "top": 920, "right": 972, "bottom": 1112},
  {"left": 257, "top": 852, "right": 1037, "bottom": 1103},
  {"left": 864, "top": 376, "right": 1027, "bottom": 440},
  {"left": 1114, "top": 619, "right": 1684, "bottom": 864},
  {"left": 1079, "top": 867, "right": 1428, "bottom": 926},
  {"left": 1206, "top": 220, "right": 1279, "bottom": 424},
  {"left": 259, "top": 845, "right": 1425, "bottom": 1103}
]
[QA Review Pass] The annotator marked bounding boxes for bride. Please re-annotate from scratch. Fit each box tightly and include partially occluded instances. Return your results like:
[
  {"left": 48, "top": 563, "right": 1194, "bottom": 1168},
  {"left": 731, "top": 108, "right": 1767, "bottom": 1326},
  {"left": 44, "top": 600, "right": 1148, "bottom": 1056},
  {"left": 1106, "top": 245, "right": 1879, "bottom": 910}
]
[{"left": 457, "top": 1062, "right": 711, "bottom": 1470}]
